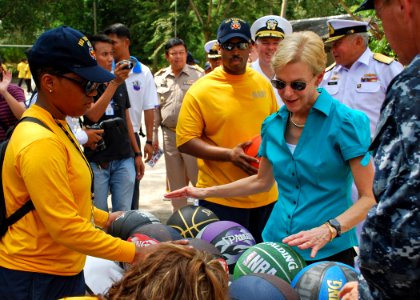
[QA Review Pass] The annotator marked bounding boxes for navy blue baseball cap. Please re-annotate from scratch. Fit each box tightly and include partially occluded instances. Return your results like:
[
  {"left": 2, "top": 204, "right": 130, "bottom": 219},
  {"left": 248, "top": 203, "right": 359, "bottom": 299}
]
[
  {"left": 217, "top": 18, "right": 252, "bottom": 44},
  {"left": 28, "top": 26, "right": 115, "bottom": 83},
  {"left": 355, "top": 0, "right": 374, "bottom": 12}
]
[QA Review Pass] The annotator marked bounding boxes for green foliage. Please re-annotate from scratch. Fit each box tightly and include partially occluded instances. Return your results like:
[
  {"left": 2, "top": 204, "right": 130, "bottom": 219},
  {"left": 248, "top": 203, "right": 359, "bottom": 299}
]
[
  {"left": 369, "top": 37, "right": 395, "bottom": 57},
  {"left": 0, "top": 0, "right": 93, "bottom": 73},
  {"left": 0, "top": 0, "right": 396, "bottom": 71},
  {"left": 286, "top": 0, "right": 360, "bottom": 19},
  {"left": 352, "top": 4, "right": 396, "bottom": 57}
]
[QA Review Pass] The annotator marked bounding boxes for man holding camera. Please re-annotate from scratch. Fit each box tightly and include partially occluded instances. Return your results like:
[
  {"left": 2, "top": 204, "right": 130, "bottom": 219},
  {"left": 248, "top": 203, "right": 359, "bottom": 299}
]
[
  {"left": 104, "top": 23, "right": 158, "bottom": 210},
  {"left": 83, "top": 34, "right": 144, "bottom": 212}
]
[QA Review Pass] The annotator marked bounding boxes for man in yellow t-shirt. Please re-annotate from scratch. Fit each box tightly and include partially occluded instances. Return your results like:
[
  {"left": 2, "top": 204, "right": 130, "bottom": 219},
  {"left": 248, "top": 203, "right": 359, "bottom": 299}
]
[
  {"left": 17, "top": 59, "right": 27, "bottom": 87},
  {"left": 24, "top": 61, "right": 33, "bottom": 93},
  {"left": 176, "top": 18, "right": 279, "bottom": 243}
]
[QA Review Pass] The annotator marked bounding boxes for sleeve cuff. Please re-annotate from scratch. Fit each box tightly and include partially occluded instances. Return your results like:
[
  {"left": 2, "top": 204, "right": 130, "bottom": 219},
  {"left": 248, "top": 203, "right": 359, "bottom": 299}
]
[
  {"left": 75, "top": 129, "right": 88, "bottom": 145},
  {"left": 93, "top": 207, "right": 109, "bottom": 228},
  {"left": 118, "top": 240, "right": 136, "bottom": 263},
  {"left": 360, "top": 151, "right": 372, "bottom": 166}
]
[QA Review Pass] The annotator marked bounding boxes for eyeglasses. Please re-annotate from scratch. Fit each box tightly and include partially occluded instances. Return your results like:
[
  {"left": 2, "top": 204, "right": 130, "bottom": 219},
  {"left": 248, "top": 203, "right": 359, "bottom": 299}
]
[
  {"left": 271, "top": 79, "right": 308, "bottom": 91},
  {"left": 56, "top": 74, "right": 100, "bottom": 95},
  {"left": 220, "top": 42, "right": 250, "bottom": 51}
]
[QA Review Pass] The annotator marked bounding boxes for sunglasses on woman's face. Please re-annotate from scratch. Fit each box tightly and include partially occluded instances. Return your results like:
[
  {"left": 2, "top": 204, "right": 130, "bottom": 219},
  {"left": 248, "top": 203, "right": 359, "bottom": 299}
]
[
  {"left": 56, "top": 74, "right": 100, "bottom": 95},
  {"left": 271, "top": 79, "right": 307, "bottom": 91}
]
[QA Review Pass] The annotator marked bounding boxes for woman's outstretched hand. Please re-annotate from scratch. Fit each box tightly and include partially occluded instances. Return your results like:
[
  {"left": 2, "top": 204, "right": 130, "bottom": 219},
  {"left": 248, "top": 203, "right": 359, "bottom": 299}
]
[{"left": 164, "top": 186, "right": 206, "bottom": 200}]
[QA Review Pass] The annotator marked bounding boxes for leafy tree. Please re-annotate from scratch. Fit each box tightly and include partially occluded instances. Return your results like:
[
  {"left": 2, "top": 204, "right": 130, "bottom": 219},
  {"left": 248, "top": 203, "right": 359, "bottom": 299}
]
[
  {"left": 348, "top": 3, "right": 396, "bottom": 57},
  {"left": 330, "top": 0, "right": 397, "bottom": 57},
  {"left": 0, "top": 0, "right": 397, "bottom": 71},
  {"left": 0, "top": 0, "right": 93, "bottom": 65}
]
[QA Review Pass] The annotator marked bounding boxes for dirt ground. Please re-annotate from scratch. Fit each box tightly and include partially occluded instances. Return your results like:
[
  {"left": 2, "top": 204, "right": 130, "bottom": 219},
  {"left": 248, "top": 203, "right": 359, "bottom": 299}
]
[
  {"left": 106, "top": 127, "right": 173, "bottom": 224},
  {"left": 137, "top": 155, "right": 173, "bottom": 224}
]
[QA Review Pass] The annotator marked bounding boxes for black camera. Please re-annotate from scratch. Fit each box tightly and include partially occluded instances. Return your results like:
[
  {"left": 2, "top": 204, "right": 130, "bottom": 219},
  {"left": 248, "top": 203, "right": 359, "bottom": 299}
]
[
  {"left": 88, "top": 124, "right": 106, "bottom": 151},
  {"left": 116, "top": 58, "right": 136, "bottom": 70},
  {"left": 88, "top": 117, "right": 125, "bottom": 152}
]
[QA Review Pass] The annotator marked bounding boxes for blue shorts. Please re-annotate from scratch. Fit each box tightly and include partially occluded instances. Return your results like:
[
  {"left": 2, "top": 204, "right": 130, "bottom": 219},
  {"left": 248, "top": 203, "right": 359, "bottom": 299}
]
[{"left": 0, "top": 267, "right": 86, "bottom": 300}]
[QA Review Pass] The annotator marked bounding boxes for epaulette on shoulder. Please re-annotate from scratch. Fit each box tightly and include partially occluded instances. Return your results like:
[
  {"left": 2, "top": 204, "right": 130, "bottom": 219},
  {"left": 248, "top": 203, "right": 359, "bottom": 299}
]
[
  {"left": 190, "top": 64, "right": 205, "bottom": 73},
  {"left": 325, "top": 62, "right": 336, "bottom": 72},
  {"left": 373, "top": 53, "right": 394, "bottom": 65},
  {"left": 154, "top": 68, "right": 166, "bottom": 76}
]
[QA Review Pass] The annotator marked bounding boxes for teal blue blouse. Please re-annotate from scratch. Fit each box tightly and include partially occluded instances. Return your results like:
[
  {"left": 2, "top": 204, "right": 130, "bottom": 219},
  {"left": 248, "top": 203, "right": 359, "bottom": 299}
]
[{"left": 260, "top": 88, "right": 371, "bottom": 261}]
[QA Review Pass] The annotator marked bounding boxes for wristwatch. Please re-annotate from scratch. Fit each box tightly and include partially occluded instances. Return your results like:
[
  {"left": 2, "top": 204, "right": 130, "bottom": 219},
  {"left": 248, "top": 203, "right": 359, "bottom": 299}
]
[
  {"left": 134, "top": 152, "right": 142, "bottom": 157},
  {"left": 327, "top": 219, "right": 341, "bottom": 237},
  {"left": 146, "top": 140, "right": 153, "bottom": 145}
]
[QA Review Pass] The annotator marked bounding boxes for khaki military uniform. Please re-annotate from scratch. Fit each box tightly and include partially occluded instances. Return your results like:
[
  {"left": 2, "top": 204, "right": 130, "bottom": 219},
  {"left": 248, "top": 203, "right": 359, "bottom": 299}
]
[{"left": 154, "top": 64, "right": 203, "bottom": 207}]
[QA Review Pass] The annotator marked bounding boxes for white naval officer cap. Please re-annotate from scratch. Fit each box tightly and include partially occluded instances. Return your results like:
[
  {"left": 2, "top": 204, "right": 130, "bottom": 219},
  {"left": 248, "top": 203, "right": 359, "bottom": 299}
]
[
  {"left": 204, "top": 39, "right": 221, "bottom": 59},
  {"left": 325, "top": 19, "right": 369, "bottom": 44},
  {"left": 250, "top": 15, "right": 292, "bottom": 42}
]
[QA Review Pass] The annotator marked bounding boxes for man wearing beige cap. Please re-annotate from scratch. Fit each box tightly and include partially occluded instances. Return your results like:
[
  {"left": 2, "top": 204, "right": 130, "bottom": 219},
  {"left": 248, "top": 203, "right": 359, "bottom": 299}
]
[
  {"left": 250, "top": 15, "right": 292, "bottom": 106},
  {"left": 204, "top": 39, "right": 222, "bottom": 72},
  {"left": 320, "top": 19, "right": 403, "bottom": 139}
]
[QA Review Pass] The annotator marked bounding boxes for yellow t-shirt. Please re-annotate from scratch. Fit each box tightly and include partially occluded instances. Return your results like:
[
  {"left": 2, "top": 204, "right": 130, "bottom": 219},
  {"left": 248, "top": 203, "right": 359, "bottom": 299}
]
[
  {"left": 177, "top": 67, "right": 278, "bottom": 208},
  {"left": 17, "top": 62, "right": 27, "bottom": 79},
  {"left": 0, "top": 105, "right": 135, "bottom": 275},
  {"left": 24, "top": 63, "right": 32, "bottom": 79}
]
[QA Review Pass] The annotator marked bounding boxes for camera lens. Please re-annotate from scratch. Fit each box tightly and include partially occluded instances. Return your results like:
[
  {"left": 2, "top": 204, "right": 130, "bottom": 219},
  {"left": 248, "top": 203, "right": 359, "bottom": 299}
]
[
  {"left": 96, "top": 139, "right": 106, "bottom": 151},
  {"left": 124, "top": 61, "right": 133, "bottom": 70}
]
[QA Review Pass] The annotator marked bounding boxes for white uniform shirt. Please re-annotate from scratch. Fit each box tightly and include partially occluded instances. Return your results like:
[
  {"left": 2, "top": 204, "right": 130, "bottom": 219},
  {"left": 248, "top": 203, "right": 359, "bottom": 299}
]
[
  {"left": 251, "top": 59, "right": 283, "bottom": 107},
  {"left": 66, "top": 117, "right": 88, "bottom": 145},
  {"left": 320, "top": 48, "right": 403, "bottom": 137},
  {"left": 125, "top": 62, "right": 159, "bottom": 132}
]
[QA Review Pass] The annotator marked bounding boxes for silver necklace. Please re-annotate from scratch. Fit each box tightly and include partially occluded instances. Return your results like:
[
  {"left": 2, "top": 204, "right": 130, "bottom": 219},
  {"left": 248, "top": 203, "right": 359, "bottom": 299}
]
[{"left": 289, "top": 112, "right": 305, "bottom": 128}]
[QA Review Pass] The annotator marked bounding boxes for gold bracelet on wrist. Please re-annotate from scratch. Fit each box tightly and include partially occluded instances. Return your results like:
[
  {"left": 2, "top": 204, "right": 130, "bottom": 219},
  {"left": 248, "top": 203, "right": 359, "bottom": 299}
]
[{"left": 325, "top": 222, "right": 335, "bottom": 242}]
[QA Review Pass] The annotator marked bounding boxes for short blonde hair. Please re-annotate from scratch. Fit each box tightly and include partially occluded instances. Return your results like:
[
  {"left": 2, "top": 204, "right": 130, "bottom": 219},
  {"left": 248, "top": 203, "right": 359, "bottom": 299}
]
[{"left": 271, "top": 31, "right": 327, "bottom": 76}]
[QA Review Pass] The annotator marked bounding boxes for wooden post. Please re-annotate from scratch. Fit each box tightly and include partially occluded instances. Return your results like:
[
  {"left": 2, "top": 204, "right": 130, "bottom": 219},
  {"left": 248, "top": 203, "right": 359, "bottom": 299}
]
[
  {"left": 93, "top": 0, "right": 97, "bottom": 34},
  {"left": 281, "top": 0, "right": 288, "bottom": 18}
]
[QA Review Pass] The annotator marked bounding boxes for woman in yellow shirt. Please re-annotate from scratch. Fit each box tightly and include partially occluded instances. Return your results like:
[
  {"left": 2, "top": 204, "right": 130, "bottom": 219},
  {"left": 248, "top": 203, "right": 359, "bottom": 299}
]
[{"left": 0, "top": 26, "right": 162, "bottom": 299}]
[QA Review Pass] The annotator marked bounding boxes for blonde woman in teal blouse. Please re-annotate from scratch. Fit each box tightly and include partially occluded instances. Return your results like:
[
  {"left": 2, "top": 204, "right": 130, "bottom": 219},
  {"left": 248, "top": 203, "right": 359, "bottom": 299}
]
[{"left": 165, "top": 31, "right": 375, "bottom": 265}]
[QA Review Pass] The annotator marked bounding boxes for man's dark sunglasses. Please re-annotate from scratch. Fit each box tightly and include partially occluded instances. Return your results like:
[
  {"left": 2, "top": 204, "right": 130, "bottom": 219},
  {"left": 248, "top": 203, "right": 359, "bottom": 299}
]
[
  {"left": 271, "top": 79, "right": 307, "bottom": 91},
  {"left": 56, "top": 74, "right": 100, "bottom": 95},
  {"left": 220, "top": 42, "right": 250, "bottom": 51}
]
